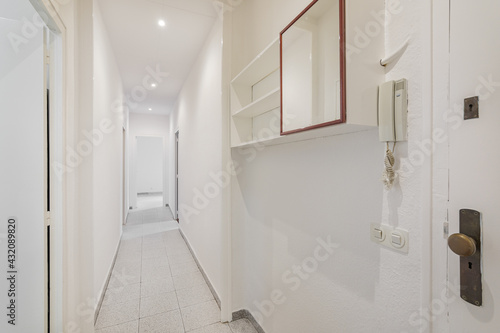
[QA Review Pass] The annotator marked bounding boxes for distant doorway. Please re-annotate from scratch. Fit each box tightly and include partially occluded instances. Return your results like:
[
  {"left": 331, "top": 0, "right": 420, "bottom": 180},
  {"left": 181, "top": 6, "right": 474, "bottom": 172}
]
[{"left": 135, "top": 136, "right": 164, "bottom": 209}]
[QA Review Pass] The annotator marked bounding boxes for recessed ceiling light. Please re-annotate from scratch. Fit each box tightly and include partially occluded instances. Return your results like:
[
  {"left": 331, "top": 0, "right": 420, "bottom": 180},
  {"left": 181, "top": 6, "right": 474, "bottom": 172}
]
[
  {"left": 158, "top": 19, "right": 166, "bottom": 27},
  {"left": 148, "top": 108, "right": 152, "bottom": 111},
  {"left": 151, "top": 83, "right": 157, "bottom": 88}
]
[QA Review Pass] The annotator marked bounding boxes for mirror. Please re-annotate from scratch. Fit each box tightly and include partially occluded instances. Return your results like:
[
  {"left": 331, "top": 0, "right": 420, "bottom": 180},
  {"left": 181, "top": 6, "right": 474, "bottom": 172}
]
[{"left": 280, "top": 0, "right": 345, "bottom": 135}]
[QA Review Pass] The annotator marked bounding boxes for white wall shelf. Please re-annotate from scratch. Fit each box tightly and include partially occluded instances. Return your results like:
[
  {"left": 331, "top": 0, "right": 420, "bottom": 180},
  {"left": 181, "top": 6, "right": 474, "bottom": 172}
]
[
  {"left": 230, "top": 0, "right": 386, "bottom": 148},
  {"left": 231, "top": 38, "right": 280, "bottom": 86},
  {"left": 232, "top": 87, "right": 280, "bottom": 118},
  {"left": 230, "top": 38, "right": 281, "bottom": 148},
  {"left": 231, "top": 123, "right": 374, "bottom": 149}
]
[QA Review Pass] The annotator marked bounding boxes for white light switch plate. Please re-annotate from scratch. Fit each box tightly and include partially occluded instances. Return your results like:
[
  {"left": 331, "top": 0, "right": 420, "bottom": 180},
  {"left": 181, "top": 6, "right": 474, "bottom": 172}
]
[{"left": 370, "top": 224, "right": 409, "bottom": 253}]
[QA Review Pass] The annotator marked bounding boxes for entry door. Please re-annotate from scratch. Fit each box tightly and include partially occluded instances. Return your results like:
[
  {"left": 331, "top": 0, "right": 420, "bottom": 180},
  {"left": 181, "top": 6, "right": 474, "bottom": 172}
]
[
  {"left": 0, "top": 1, "right": 47, "bottom": 331},
  {"left": 448, "top": 0, "right": 500, "bottom": 330}
]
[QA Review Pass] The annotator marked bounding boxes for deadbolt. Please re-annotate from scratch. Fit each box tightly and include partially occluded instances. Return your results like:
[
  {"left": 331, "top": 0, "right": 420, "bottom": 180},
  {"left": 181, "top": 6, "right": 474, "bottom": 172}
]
[{"left": 448, "top": 233, "right": 477, "bottom": 257}]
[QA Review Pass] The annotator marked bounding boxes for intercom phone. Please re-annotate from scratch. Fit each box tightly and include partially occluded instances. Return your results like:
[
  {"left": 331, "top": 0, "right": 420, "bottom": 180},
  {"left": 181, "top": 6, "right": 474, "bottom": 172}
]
[
  {"left": 378, "top": 79, "right": 408, "bottom": 142},
  {"left": 378, "top": 79, "right": 408, "bottom": 189}
]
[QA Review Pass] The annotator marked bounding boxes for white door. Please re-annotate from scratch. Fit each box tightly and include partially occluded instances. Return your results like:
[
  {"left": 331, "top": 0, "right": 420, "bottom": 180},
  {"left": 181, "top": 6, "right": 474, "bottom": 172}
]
[
  {"left": 448, "top": 0, "right": 500, "bottom": 331},
  {"left": 0, "top": 0, "right": 47, "bottom": 331}
]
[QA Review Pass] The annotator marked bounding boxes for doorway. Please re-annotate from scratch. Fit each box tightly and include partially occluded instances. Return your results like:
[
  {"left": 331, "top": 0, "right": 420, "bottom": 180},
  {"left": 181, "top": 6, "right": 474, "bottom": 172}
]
[
  {"left": 135, "top": 136, "right": 165, "bottom": 210},
  {"left": 0, "top": 1, "right": 63, "bottom": 331}
]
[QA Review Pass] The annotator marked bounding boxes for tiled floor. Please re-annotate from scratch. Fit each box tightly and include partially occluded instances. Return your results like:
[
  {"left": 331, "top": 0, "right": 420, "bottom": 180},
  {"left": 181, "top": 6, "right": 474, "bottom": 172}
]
[
  {"left": 135, "top": 193, "right": 164, "bottom": 210},
  {"left": 95, "top": 207, "right": 258, "bottom": 333}
]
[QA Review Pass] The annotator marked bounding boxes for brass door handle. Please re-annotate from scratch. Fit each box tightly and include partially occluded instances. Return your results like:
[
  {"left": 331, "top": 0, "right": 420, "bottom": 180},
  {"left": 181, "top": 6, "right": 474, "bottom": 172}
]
[{"left": 448, "top": 233, "right": 477, "bottom": 257}]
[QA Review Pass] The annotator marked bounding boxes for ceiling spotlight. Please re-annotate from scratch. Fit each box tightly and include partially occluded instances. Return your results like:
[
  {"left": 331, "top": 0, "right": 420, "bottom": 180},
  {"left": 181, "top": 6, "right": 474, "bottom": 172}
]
[
  {"left": 148, "top": 108, "right": 152, "bottom": 111},
  {"left": 151, "top": 83, "right": 157, "bottom": 88},
  {"left": 158, "top": 19, "right": 166, "bottom": 27}
]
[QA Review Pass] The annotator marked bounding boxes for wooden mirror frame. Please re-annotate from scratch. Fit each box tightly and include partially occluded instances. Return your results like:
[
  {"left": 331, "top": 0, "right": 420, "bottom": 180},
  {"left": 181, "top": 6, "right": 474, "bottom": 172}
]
[{"left": 280, "top": 0, "right": 346, "bottom": 135}]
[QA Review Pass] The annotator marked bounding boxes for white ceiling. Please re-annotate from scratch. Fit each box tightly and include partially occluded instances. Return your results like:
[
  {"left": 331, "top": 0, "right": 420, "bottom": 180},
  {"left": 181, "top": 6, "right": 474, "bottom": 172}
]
[{"left": 97, "top": 0, "right": 217, "bottom": 115}]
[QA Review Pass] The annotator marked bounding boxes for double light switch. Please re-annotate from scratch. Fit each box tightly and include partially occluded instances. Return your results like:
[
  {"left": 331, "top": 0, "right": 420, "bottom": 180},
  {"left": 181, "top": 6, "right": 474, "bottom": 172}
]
[{"left": 370, "top": 224, "right": 409, "bottom": 253}]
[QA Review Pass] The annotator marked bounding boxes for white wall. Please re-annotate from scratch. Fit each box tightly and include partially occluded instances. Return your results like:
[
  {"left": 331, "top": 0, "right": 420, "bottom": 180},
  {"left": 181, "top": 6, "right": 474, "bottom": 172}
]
[
  {"left": 93, "top": 0, "right": 125, "bottom": 306},
  {"left": 136, "top": 136, "right": 164, "bottom": 193},
  {"left": 230, "top": 0, "right": 430, "bottom": 332},
  {"left": 169, "top": 19, "right": 224, "bottom": 299},
  {"left": 0, "top": 1, "right": 45, "bottom": 330},
  {"left": 129, "top": 113, "right": 170, "bottom": 208},
  {"left": 52, "top": 0, "right": 96, "bottom": 331}
]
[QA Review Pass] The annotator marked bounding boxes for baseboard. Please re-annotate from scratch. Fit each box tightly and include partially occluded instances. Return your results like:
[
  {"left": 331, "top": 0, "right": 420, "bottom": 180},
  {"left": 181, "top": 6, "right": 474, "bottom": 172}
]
[
  {"left": 232, "top": 309, "right": 266, "bottom": 333},
  {"left": 178, "top": 229, "right": 222, "bottom": 308},
  {"left": 137, "top": 192, "right": 162, "bottom": 196},
  {"left": 94, "top": 234, "right": 121, "bottom": 324}
]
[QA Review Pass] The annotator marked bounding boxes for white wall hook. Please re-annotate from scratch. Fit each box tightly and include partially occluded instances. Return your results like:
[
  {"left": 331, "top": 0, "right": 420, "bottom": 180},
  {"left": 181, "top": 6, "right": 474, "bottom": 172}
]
[{"left": 380, "top": 38, "right": 410, "bottom": 67}]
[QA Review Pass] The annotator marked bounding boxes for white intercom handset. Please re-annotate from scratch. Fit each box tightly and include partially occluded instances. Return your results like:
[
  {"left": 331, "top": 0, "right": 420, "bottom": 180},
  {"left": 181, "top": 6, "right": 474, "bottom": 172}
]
[{"left": 378, "top": 79, "right": 408, "bottom": 189}]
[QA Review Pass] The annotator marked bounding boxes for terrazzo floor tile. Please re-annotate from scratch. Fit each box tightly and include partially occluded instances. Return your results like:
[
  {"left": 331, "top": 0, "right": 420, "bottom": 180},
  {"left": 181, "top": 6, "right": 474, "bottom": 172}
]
[
  {"left": 173, "top": 271, "right": 206, "bottom": 290},
  {"left": 95, "top": 298, "right": 140, "bottom": 329},
  {"left": 94, "top": 208, "right": 270, "bottom": 333},
  {"left": 187, "top": 322, "right": 232, "bottom": 333},
  {"left": 142, "top": 247, "right": 168, "bottom": 259},
  {"left": 139, "top": 309, "right": 185, "bottom": 333},
  {"left": 116, "top": 250, "right": 142, "bottom": 263},
  {"left": 168, "top": 252, "right": 196, "bottom": 264},
  {"left": 102, "top": 282, "right": 141, "bottom": 306},
  {"left": 142, "top": 256, "right": 169, "bottom": 271},
  {"left": 180, "top": 300, "right": 220, "bottom": 332},
  {"left": 142, "top": 265, "right": 172, "bottom": 282},
  {"left": 170, "top": 260, "right": 199, "bottom": 277},
  {"left": 228, "top": 319, "right": 259, "bottom": 333},
  {"left": 95, "top": 320, "right": 139, "bottom": 333},
  {"left": 140, "top": 291, "right": 179, "bottom": 318},
  {"left": 176, "top": 283, "right": 214, "bottom": 308},
  {"left": 141, "top": 277, "right": 175, "bottom": 298},
  {"left": 108, "top": 266, "right": 142, "bottom": 287}
]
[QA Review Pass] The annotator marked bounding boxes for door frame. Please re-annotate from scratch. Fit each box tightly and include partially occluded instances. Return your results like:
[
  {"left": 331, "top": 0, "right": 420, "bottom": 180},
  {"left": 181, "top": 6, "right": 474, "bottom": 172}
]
[
  {"left": 174, "top": 129, "right": 179, "bottom": 221},
  {"left": 431, "top": 0, "right": 455, "bottom": 332},
  {"left": 123, "top": 127, "right": 127, "bottom": 224},
  {"left": 33, "top": 0, "right": 66, "bottom": 331}
]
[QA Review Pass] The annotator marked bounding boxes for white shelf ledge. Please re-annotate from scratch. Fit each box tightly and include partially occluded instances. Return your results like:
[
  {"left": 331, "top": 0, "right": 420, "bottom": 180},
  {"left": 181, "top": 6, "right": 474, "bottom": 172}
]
[
  {"left": 233, "top": 88, "right": 280, "bottom": 118},
  {"left": 231, "top": 123, "right": 375, "bottom": 149},
  {"left": 231, "top": 38, "right": 280, "bottom": 86}
]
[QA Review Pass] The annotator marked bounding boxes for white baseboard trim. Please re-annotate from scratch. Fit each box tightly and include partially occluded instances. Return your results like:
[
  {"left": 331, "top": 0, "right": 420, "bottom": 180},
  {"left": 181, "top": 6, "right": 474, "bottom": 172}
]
[
  {"left": 178, "top": 228, "right": 221, "bottom": 308},
  {"left": 94, "top": 235, "right": 121, "bottom": 324}
]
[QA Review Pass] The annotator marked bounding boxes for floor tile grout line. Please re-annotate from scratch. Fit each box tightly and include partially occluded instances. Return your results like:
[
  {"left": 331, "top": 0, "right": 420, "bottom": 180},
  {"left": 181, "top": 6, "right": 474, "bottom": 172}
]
[
  {"left": 137, "top": 234, "right": 143, "bottom": 333},
  {"left": 96, "top": 318, "right": 139, "bottom": 332},
  {"left": 168, "top": 231, "right": 187, "bottom": 333},
  {"left": 98, "top": 208, "right": 204, "bottom": 332}
]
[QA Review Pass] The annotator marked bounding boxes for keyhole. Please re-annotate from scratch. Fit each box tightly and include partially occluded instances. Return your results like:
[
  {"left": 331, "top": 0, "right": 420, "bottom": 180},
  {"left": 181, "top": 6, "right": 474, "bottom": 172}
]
[
  {"left": 469, "top": 104, "right": 474, "bottom": 111},
  {"left": 469, "top": 262, "right": 473, "bottom": 269}
]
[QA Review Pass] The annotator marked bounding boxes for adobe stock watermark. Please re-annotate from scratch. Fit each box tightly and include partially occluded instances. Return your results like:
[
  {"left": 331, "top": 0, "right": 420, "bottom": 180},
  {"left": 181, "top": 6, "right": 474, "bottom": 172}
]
[
  {"left": 345, "top": 0, "right": 404, "bottom": 63},
  {"left": 179, "top": 160, "right": 242, "bottom": 223},
  {"left": 7, "top": 13, "right": 45, "bottom": 53},
  {"left": 51, "top": 119, "right": 116, "bottom": 180},
  {"left": 401, "top": 279, "right": 460, "bottom": 333},
  {"left": 64, "top": 267, "right": 136, "bottom": 333},
  {"left": 111, "top": 64, "right": 170, "bottom": 113},
  {"left": 396, "top": 73, "right": 500, "bottom": 181},
  {"left": 7, "top": 0, "right": 74, "bottom": 54},
  {"left": 249, "top": 234, "right": 339, "bottom": 325},
  {"left": 51, "top": 65, "right": 170, "bottom": 180},
  {"left": 178, "top": 112, "right": 295, "bottom": 224}
]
